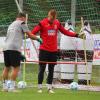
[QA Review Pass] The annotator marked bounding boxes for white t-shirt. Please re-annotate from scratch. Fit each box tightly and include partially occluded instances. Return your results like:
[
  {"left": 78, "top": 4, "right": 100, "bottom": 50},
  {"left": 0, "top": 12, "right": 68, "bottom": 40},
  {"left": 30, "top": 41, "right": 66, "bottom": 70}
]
[{"left": 3, "top": 20, "right": 29, "bottom": 51}]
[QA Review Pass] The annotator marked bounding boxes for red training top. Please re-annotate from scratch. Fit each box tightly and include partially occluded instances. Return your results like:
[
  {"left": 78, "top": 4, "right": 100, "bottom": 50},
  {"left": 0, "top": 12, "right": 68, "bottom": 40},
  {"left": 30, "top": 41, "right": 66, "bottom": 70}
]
[{"left": 32, "top": 18, "right": 77, "bottom": 52}]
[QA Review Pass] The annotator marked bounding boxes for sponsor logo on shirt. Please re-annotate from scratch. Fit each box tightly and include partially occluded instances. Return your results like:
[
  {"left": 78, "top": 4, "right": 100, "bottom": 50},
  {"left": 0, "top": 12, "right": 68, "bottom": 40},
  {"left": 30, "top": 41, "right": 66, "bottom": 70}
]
[{"left": 48, "top": 30, "right": 56, "bottom": 36}]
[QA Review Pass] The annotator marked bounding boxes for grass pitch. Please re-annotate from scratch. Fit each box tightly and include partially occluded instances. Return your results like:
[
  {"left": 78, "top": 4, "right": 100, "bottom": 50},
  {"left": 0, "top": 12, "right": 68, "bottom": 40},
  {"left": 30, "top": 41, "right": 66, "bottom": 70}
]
[
  {"left": 0, "top": 88, "right": 100, "bottom": 100},
  {"left": 0, "top": 63, "right": 100, "bottom": 100}
]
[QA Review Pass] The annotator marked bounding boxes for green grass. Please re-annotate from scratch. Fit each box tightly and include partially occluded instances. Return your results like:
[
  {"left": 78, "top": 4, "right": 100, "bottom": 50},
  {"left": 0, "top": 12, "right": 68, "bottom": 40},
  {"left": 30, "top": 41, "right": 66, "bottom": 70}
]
[
  {"left": 0, "top": 88, "right": 100, "bottom": 100},
  {"left": 0, "top": 63, "right": 100, "bottom": 85},
  {"left": 0, "top": 63, "right": 100, "bottom": 100}
]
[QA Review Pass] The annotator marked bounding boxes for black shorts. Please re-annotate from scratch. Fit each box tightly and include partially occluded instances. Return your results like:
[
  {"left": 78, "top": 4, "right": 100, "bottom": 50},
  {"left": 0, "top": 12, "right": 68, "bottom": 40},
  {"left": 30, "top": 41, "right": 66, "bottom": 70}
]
[
  {"left": 39, "top": 50, "right": 57, "bottom": 64},
  {"left": 3, "top": 50, "right": 21, "bottom": 67}
]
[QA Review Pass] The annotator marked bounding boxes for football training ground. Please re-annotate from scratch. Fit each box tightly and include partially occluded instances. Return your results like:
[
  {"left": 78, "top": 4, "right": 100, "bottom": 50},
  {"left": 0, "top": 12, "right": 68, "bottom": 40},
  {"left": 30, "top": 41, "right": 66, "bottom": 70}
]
[{"left": 0, "top": 88, "right": 100, "bottom": 100}]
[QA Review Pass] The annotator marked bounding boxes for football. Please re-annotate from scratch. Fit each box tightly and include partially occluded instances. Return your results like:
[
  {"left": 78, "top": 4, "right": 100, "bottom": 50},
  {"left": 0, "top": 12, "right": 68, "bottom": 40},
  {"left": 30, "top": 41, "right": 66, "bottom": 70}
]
[
  {"left": 69, "top": 82, "right": 78, "bottom": 90},
  {"left": 17, "top": 81, "right": 27, "bottom": 89}
]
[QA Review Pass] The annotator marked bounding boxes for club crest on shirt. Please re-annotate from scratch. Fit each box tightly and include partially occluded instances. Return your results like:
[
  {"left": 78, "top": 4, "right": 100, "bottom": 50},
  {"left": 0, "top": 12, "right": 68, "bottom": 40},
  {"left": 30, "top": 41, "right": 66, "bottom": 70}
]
[{"left": 45, "top": 24, "right": 50, "bottom": 27}]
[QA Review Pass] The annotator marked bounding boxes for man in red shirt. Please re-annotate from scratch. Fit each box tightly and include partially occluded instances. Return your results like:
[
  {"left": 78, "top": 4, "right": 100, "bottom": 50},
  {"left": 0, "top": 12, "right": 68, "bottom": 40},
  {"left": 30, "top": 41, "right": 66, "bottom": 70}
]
[{"left": 32, "top": 9, "right": 80, "bottom": 93}]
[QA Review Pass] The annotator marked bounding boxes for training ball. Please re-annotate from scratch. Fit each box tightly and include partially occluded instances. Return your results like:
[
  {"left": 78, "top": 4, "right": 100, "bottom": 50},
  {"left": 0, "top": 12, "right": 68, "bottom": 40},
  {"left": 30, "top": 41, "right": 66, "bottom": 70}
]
[
  {"left": 69, "top": 82, "right": 78, "bottom": 90},
  {"left": 17, "top": 81, "right": 27, "bottom": 89}
]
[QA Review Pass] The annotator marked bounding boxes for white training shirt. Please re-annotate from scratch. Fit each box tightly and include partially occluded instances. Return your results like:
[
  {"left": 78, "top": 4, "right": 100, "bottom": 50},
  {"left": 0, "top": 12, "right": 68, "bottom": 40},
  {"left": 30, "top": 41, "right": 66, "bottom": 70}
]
[{"left": 3, "top": 20, "right": 29, "bottom": 52}]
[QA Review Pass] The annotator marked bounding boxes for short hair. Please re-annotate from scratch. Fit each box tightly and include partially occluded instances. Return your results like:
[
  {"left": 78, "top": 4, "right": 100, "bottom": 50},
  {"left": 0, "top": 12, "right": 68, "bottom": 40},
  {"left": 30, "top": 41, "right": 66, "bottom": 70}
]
[
  {"left": 48, "top": 9, "right": 57, "bottom": 18},
  {"left": 17, "top": 12, "right": 26, "bottom": 18}
]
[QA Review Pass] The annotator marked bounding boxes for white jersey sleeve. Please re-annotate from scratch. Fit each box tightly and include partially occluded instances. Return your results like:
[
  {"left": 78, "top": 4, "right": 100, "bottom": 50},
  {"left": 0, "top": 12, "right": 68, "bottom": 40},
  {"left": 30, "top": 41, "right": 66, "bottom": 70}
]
[{"left": 21, "top": 22, "right": 30, "bottom": 32}]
